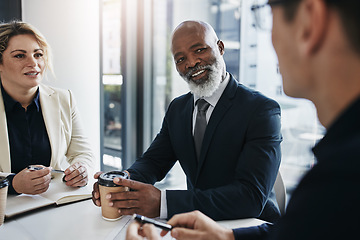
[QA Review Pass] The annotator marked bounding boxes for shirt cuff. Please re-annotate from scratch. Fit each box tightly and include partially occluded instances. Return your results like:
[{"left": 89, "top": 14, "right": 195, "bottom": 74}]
[
  {"left": 6, "top": 174, "right": 20, "bottom": 195},
  {"left": 159, "top": 189, "right": 168, "bottom": 219}
]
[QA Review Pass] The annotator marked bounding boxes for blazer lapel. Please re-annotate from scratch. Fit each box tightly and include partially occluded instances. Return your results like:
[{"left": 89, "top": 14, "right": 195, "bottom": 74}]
[
  {"left": 195, "top": 76, "right": 238, "bottom": 179},
  {"left": 0, "top": 90, "right": 11, "bottom": 173},
  {"left": 39, "top": 84, "right": 60, "bottom": 168}
]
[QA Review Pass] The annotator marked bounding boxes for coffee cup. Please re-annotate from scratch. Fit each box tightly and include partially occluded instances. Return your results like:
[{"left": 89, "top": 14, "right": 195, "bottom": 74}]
[
  {"left": 0, "top": 177, "right": 9, "bottom": 226},
  {"left": 98, "top": 170, "right": 129, "bottom": 221}
]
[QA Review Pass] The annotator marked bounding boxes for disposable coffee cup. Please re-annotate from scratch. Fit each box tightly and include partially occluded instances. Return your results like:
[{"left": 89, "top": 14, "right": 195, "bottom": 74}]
[
  {"left": 98, "top": 171, "right": 129, "bottom": 221},
  {"left": 0, "top": 177, "right": 9, "bottom": 226}
]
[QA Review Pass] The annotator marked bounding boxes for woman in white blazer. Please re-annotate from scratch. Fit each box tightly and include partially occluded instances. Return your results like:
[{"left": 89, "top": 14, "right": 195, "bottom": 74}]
[{"left": 0, "top": 21, "right": 95, "bottom": 195}]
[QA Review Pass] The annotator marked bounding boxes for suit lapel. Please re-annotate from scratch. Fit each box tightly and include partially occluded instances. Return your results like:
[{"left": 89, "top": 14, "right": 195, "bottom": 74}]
[
  {"left": 0, "top": 90, "right": 11, "bottom": 173},
  {"left": 39, "top": 84, "right": 60, "bottom": 167},
  {"left": 195, "top": 76, "right": 238, "bottom": 180}
]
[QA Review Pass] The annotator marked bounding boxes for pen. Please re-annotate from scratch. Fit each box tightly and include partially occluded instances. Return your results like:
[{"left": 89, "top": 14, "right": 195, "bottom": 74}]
[
  {"left": 27, "top": 166, "right": 65, "bottom": 173},
  {"left": 132, "top": 214, "right": 173, "bottom": 231}
]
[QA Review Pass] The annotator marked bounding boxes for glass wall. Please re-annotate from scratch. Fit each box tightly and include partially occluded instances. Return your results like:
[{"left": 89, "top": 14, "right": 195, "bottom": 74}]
[
  {"left": 100, "top": 0, "right": 323, "bottom": 194},
  {"left": 101, "top": 0, "right": 123, "bottom": 171}
]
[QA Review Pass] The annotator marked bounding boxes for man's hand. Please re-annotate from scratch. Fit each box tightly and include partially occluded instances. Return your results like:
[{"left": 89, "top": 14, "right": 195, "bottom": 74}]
[
  {"left": 126, "top": 221, "right": 161, "bottom": 240},
  {"left": 91, "top": 171, "right": 103, "bottom": 207},
  {"left": 162, "top": 210, "right": 235, "bottom": 240},
  {"left": 12, "top": 165, "right": 52, "bottom": 194},
  {"left": 108, "top": 177, "right": 161, "bottom": 218},
  {"left": 64, "top": 162, "right": 88, "bottom": 187}
]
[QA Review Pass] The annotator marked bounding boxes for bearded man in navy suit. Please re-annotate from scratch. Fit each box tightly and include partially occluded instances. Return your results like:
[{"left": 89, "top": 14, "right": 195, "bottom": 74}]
[{"left": 92, "top": 20, "right": 282, "bottom": 223}]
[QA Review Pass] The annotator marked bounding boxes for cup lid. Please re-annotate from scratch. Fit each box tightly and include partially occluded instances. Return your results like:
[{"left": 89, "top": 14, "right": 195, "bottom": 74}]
[
  {"left": 0, "top": 176, "right": 9, "bottom": 189},
  {"left": 98, "top": 171, "right": 129, "bottom": 187}
]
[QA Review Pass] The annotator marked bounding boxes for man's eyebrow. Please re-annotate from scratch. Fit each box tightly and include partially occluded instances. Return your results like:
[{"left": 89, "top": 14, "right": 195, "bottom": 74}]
[
  {"left": 189, "top": 43, "right": 205, "bottom": 49},
  {"left": 173, "top": 52, "right": 183, "bottom": 59},
  {"left": 173, "top": 43, "right": 205, "bottom": 59}
]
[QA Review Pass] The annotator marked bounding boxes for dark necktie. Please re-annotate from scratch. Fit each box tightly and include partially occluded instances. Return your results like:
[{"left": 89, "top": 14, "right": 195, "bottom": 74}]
[{"left": 194, "top": 99, "right": 210, "bottom": 160}]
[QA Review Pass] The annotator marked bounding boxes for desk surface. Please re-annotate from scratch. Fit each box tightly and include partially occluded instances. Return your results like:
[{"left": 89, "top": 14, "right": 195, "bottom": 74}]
[{"left": 0, "top": 199, "right": 265, "bottom": 240}]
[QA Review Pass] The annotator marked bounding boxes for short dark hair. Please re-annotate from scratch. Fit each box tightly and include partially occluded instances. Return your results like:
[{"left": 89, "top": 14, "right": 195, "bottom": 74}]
[{"left": 282, "top": 0, "right": 360, "bottom": 54}]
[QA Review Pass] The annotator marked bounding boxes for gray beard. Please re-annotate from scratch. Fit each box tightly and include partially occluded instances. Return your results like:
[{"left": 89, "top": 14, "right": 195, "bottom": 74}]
[{"left": 181, "top": 60, "right": 223, "bottom": 97}]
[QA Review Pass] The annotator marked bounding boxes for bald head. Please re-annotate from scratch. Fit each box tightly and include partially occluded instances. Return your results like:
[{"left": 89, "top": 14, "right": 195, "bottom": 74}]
[{"left": 171, "top": 21, "right": 219, "bottom": 53}]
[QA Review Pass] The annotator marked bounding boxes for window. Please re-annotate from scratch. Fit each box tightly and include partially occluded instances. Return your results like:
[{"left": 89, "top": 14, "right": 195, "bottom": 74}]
[{"left": 101, "top": 0, "right": 122, "bottom": 171}]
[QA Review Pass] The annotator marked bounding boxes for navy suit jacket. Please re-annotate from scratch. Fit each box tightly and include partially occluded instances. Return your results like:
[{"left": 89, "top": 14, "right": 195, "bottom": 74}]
[{"left": 128, "top": 75, "right": 282, "bottom": 222}]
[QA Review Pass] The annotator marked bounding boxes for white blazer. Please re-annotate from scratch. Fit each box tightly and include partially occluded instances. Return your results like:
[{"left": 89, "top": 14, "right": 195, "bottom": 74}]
[{"left": 0, "top": 84, "right": 95, "bottom": 174}]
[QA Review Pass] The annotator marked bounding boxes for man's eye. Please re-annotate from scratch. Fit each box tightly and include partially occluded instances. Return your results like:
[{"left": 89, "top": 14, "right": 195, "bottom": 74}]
[
  {"left": 176, "top": 57, "right": 184, "bottom": 64},
  {"left": 14, "top": 54, "right": 25, "bottom": 59},
  {"left": 196, "top": 48, "right": 205, "bottom": 53}
]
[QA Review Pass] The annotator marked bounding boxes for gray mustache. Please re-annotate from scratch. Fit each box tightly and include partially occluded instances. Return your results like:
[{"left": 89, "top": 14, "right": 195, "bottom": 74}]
[{"left": 183, "top": 65, "right": 211, "bottom": 79}]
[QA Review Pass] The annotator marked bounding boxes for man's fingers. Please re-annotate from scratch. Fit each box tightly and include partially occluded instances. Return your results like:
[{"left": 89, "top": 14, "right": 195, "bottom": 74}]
[
  {"left": 141, "top": 224, "right": 161, "bottom": 240},
  {"left": 117, "top": 207, "right": 140, "bottom": 216},
  {"left": 94, "top": 171, "right": 103, "bottom": 179},
  {"left": 167, "top": 211, "right": 199, "bottom": 229},
  {"left": 126, "top": 221, "right": 142, "bottom": 240},
  {"left": 171, "top": 228, "right": 203, "bottom": 240},
  {"left": 108, "top": 190, "right": 137, "bottom": 201},
  {"left": 113, "top": 177, "right": 144, "bottom": 189},
  {"left": 112, "top": 198, "right": 139, "bottom": 209}
]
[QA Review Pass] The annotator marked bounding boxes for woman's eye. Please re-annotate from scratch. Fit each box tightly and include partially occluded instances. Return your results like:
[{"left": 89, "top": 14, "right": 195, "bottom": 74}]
[
  {"left": 14, "top": 54, "right": 25, "bottom": 59},
  {"left": 34, "top": 53, "right": 43, "bottom": 58}
]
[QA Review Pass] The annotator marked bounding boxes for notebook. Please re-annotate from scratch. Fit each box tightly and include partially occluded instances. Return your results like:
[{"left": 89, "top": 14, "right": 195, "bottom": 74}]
[{"left": 5, "top": 174, "right": 93, "bottom": 218}]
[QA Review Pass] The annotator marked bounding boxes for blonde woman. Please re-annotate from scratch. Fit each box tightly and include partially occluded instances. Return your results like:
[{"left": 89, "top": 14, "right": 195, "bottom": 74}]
[{"left": 0, "top": 21, "right": 94, "bottom": 195}]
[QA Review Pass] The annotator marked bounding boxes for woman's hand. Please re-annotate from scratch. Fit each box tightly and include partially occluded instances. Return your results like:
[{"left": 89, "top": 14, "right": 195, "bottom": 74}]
[
  {"left": 12, "top": 165, "right": 52, "bottom": 194},
  {"left": 64, "top": 162, "right": 88, "bottom": 187}
]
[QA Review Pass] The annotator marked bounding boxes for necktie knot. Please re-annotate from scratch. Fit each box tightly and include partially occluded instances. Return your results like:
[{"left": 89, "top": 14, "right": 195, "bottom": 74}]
[{"left": 197, "top": 99, "right": 210, "bottom": 113}]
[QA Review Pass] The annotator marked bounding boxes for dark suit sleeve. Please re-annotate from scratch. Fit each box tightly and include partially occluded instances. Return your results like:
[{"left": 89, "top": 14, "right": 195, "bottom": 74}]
[
  {"left": 233, "top": 223, "right": 272, "bottom": 240},
  {"left": 126, "top": 101, "right": 178, "bottom": 184},
  {"left": 166, "top": 98, "right": 282, "bottom": 221}
]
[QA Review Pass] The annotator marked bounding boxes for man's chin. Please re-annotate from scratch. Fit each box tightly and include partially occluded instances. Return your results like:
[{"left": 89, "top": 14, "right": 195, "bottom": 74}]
[{"left": 188, "top": 81, "right": 219, "bottom": 97}]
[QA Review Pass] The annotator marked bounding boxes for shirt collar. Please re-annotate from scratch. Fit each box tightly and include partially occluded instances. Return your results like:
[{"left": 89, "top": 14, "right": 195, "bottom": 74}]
[
  {"left": 0, "top": 82, "right": 41, "bottom": 112},
  {"left": 312, "top": 95, "right": 360, "bottom": 162},
  {"left": 194, "top": 72, "right": 230, "bottom": 108}
]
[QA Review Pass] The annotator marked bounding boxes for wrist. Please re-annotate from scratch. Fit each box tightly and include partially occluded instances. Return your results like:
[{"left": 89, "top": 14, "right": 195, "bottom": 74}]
[{"left": 219, "top": 228, "right": 235, "bottom": 240}]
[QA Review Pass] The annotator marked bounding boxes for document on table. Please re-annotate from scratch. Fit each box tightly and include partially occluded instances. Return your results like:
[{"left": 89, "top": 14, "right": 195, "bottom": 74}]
[{"left": 5, "top": 175, "right": 93, "bottom": 218}]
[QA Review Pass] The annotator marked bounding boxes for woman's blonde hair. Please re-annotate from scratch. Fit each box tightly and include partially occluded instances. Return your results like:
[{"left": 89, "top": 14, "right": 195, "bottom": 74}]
[{"left": 0, "top": 21, "right": 53, "bottom": 73}]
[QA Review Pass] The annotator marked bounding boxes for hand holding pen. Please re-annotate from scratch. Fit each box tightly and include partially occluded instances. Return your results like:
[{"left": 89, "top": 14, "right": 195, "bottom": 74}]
[
  {"left": 28, "top": 163, "right": 89, "bottom": 188},
  {"left": 126, "top": 214, "right": 172, "bottom": 240},
  {"left": 27, "top": 165, "right": 65, "bottom": 173},
  {"left": 11, "top": 165, "right": 52, "bottom": 195}
]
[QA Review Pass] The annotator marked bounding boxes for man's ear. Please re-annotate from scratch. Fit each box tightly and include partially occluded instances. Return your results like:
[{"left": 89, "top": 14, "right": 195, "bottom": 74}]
[
  {"left": 217, "top": 40, "right": 225, "bottom": 55},
  {"left": 298, "top": 0, "right": 328, "bottom": 56}
]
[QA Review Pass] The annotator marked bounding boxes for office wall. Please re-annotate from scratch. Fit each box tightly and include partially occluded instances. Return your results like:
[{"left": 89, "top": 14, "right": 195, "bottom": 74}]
[{"left": 22, "top": 0, "right": 101, "bottom": 170}]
